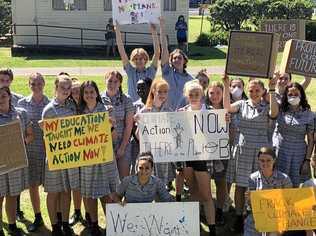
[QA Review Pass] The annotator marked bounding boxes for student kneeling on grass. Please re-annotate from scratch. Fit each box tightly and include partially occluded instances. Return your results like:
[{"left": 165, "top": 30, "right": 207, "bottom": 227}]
[{"left": 113, "top": 152, "right": 174, "bottom": 204}]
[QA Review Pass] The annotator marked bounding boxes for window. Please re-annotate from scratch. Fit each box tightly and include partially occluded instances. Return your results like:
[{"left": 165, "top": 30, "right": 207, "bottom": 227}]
[
  {"left": 104, "top": 0, "right": 112, "bottom": 11},
  {"left": 52, "top": 0, "right": 87, "bottom": 11},
  {"left": 164, "top": 0, "right": 176, "bottom": 11}
]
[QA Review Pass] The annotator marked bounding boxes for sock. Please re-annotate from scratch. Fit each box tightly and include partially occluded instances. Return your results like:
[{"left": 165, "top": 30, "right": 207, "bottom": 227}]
[
  {"left": 176, "top": 194, "right": 181, "bottom": 202},
  {"left": 35, "top": 213, "right": 42, "bottom": 220},
  {"left": 8, "top": 223, "right": 17, "bottom": 231},
  {"left": 16, "top": 196, "right": 21, "bottom": 212},
  {"left": 74, "top": 209, "right": 81, "bottom": 216},
  {"left": 56, "top": 212, "right": 62, "bottom": 224}
]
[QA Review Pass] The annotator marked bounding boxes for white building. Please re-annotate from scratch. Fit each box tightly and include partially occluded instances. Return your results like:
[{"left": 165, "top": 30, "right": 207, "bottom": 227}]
[{"left": 11, "top": 0, "right": 188, "bottom": 47}]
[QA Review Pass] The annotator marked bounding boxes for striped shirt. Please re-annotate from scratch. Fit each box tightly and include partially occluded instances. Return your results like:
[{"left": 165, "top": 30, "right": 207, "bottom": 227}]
[{"left": 117, "top": 175, "right": 174, "bottom": 203}]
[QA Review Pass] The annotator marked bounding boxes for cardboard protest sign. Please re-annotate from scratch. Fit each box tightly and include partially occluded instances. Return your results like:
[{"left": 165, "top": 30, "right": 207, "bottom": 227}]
[
  {"left": 280, "top": 39, "right": 316, "bottom": 77},
  {"left": 112, "top": 0, "right": 161, "bottom": 25},
  {"left": 251, "top": 187, "right": 316, "bottom": 232},
  {"left": 106, "top": 202, "right": 200, "bottom": 236},
  {"left": 43, "top": 112, "right": 113, "bottom": 171},
  {"left": 138, "top": 110, "right": 229, "bottom": 162},
  {"left": 226, "top": 31, "right": 279, "bottom": 78},
  {"left": 0, "top": 120, "right": 28, "bottom": 175},
  {"left": 261, "top": 19, "right": 305, "bottom": 51}
]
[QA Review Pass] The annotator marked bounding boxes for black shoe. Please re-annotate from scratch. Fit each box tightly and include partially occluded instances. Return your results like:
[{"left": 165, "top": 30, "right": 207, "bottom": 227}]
[
  {"left": 230, "top": 215, "right": 244, "bottom": 233},
  {"left": 69, "top": 212, "right": 85, "bottom": 226},
  {"left": 208, "top": 224, "right": 216, "bottom": 236},
  {"left": 0, "top": 229, "right": 4, "bottom": 236},
  {"left": 52, "top": 227, "right": 63, "bottom": 236},
  {"left": 8, "top": 227, "right": 23, "bottom": 236},
  {"left": 90, "top": 225, "right": 102, "bottom": 236},
  {"left": 215, "top": 208, "right": 225, "bottom": 226},
  {"left": 16, "top": 211, "right": 25, "bottom": 222},
  {"left": 27, "top": 217, "right": 44, "bottom": 232},
  {"left": 63, "top": 224, "right": 75, "bottom": 236},
  {"left": 166, "top": 181, "right": 174, "bottom": 192}
]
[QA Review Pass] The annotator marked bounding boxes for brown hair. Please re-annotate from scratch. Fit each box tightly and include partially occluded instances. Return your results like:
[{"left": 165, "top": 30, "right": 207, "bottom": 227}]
[
  {"left": 54, "top": 74, "right": 72, "bottom": 90},
  {"left": 0, "top": 68, "right": 13, "bottom": 81},
  {"left": 145, "top": 78, "right": 169, "bottom": 108},
  {"left": 169, "top": 49, "right": 188, "bottom": 71},
  {"left": 257, "top": 147, "right": 276, "bottom": 159},
  {"left": 29, "top": 72, "right": 45, "bottom": 84}
]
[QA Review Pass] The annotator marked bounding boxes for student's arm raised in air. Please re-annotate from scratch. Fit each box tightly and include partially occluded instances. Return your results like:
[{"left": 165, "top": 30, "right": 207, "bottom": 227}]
[
  {"left": 115, "top": 21, "right": 129, "bottom": 67},
  {"left": 149, "top": 23, "right": 160, "bottom": 69},
  {"left": 159, "top": 17, "right": 169, "bottom": 67},
  {"left": 268, "top": 75, "right": 279, "bottom": 119},
  {"left": 222, "top": 74, "right": 239, "bottom": 113},
  {"left": 301, "top": 76, "right": 312, "bottom": 90}
]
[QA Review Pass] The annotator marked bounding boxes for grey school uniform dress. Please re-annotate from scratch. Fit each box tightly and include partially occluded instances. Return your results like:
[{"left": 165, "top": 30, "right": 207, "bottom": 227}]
[
  {"left": 0, "top": 108, "right": 30, "bottom": 196},
  {"left": 11, "top": 92, "right": 24, "bottom": 107},
  {"left": 42, "top": 99, "right": 79, "bottom": 193},
  {"left": 124, "top": 62, "right": 157, "bottom": 102},
  {"left": 117, "top": 175, "right": 174, "bottom": 203},
  {"left": 17, "top": 95, "right": 50, "bottom": 185},
  {"left": 244, "top": 170, "right": 292, "bottom": 236},
  {"left": 161, "top": 63, "right": 193, "bottom": 110},
  {"left": 226, "top": 100, "right": 271, "bottom": 187},
  {"left": 273, "top": 109, "right": 315, "bottom": 187},
  {"left": 101, "top": 91, "right": 135, "bottom": 165},
  {"left": 80, "top": 102, "right": 120, "bottom": 199},
  {"left": 140, "top": 104, "right": 176, "bottom": 185}
]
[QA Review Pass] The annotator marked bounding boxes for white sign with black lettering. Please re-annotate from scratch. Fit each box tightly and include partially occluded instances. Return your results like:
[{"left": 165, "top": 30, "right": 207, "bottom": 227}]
[
  {"left": 107, "top": 202, "right": 200, "bottom": 236},
  {"left": 139, "top": 110, "right": 229, "bottom": 162}
]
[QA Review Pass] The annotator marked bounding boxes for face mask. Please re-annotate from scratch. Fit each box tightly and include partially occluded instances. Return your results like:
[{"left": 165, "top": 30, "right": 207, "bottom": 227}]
[
  {"left": 231, "top": 87, "right": 243, "bottom": 100},
  {"left": 287, "top": 96, "right": 300, "bottom": 106}
]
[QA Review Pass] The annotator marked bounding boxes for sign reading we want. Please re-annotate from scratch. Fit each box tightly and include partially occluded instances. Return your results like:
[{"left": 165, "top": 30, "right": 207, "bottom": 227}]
[
  {"left": 43, "top": 112, "right": 113, "bottom": 170},
  {"left": 138, "top": 110, "right": 230, "bottom": 162},
  {"left": 112, "top": 0, "right": 161, "bottom": 25}
]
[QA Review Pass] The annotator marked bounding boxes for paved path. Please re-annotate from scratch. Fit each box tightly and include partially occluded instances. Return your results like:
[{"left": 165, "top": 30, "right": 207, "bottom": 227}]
[{"left": 12, "top": 66, "right": 225, "bottom": 76}]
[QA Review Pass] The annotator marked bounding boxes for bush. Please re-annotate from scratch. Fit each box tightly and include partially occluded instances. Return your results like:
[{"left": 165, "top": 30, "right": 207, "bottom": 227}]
[
  {"left": 0, "top": 0, "right": 11, "bottom": 37},
  {"left": 209, "top": 23, "right": 229, "bottom": 46},
  {"left": 306, "top": 21, "right": 316, "bottom": 41},
  {"left": 195, "top": 33, "right": 210, "bottom": 46}
]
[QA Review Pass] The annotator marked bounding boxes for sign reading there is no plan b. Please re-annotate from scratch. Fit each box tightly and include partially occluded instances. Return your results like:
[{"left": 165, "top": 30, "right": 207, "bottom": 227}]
[{"left": 225, "top": 31, "right": 279, "bottom": 79}]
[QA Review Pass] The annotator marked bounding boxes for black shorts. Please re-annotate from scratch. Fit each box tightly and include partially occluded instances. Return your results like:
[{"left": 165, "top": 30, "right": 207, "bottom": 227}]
[{"left": 186, "top": 161, "right": 207, "bottom": 172}]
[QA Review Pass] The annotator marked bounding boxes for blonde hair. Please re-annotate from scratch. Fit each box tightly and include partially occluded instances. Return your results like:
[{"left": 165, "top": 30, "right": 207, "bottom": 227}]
[
  {"left": 130, "top": 48, "right": 149, "bottom": 64},
  {"left": 71, "top": 80, "right": 81, "bottom": 88},
  {"left": 183, "top": 80, "right": 203, "bottom": 98},
  {"left": 208, "top": 81, "right": 223, "bottom": 91},
  {"left": 54, "top": 74, "right": 72, "bottom": 90},
  {"left": 145, "top": 78, "right": 169, "bottom": 108}
]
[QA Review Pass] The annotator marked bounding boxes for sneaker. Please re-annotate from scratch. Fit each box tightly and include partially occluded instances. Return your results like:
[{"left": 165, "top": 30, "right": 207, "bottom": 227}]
[
  {"left": 8, "top": 227, "right": 23, "bottom": 236},
  {"left": 166, "top": 181, "right": 174, "bottom": 192},
  {"left": 230, "top": 215, "right": 244, "bottom": 233},
  {"left": 223, "top": 196, "right": 234, "bottom": 213},
  {"left": 16, "top": 211, "right": 25, "bottom": 222},
  {"left": 27, "top": 217, "right": 44, "bottom": 232},
  {"left": 69, "top": 212, "right": 85, "bottom": 226},
  {"left": 215, "top": 208, "right": 225, "bottom": 226}
]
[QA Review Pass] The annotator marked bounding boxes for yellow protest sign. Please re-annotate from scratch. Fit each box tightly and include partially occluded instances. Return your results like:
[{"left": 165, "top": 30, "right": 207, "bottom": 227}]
[
  {"left": 251, "top": 188, "right": 316, "bottom": 232},
  {"left": 43, "top": 112, "right": 113, "bottom": 170}
]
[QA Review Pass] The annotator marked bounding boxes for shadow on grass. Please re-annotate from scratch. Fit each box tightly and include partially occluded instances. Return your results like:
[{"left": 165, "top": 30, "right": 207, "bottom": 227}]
[{"left": 188, "top": 43, "right": 227, "bottom": 60}]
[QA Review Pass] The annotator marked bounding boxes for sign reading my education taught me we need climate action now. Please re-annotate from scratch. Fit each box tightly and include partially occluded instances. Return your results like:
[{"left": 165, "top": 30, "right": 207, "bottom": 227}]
[{"left": 43, "top": 112, "right": 113, "bottom": 171}]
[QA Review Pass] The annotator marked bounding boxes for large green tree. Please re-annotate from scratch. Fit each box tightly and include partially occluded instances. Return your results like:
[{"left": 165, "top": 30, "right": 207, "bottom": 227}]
[{"left": 0, "top": 0, "right": 11, "bottom": 37}]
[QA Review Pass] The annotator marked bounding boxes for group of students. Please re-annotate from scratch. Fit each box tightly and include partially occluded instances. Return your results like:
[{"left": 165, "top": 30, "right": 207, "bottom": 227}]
[{"left": 0, "top": 18, "right": 315, "bottom": 236}]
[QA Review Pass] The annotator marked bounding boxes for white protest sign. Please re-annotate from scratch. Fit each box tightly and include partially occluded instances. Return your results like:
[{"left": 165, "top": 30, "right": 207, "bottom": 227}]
[
  {"left": 139, "top": 110, "right": 229, "bottom": 162},
  {"left": 112, "top": 0, "right": 161, "bottom": 25},
  {"left": 106, "top": 202, "right": 200, "bottom": 236}
]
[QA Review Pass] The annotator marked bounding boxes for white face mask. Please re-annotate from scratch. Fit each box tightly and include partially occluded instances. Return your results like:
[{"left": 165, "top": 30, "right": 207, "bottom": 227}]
[
  {"left": 287, "top": 96, "right": 300, "bottom": 106},
  {"left": 231, "top": 87, "right": 243, "bottom": 100}
]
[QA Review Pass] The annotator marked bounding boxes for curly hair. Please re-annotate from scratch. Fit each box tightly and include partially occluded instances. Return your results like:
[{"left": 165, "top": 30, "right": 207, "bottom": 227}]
[{"left": 280, "top": 82, "right": 310, "bottom": 112}]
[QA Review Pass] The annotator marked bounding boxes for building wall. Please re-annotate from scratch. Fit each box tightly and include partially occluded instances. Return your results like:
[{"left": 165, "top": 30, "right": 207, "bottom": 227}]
[{"left": 12, "top": 0, "right": 188, "bottom": 46}]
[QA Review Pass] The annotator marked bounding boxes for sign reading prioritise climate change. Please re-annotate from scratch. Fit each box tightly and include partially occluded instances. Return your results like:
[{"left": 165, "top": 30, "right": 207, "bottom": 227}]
[
  {"left": 43, "top": 112, "right": 113, "bottom": 170},
  {"left": 251, "top": 188, "right": 316, "bottom": 232},
  {"left": 138, "top": 110, "right": 229, "bottom": 162},
  {"left": 112, "top": 0, "right": 161, "bottom": 25}
]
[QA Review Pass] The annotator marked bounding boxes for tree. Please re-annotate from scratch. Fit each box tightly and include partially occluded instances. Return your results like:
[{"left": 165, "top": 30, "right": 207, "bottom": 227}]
[
  {"left": 209, "top": 0, "right": 253, "bottom": 30},
  {"left": 0, "top": 0, "right": 11, "bottom": 37}
]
